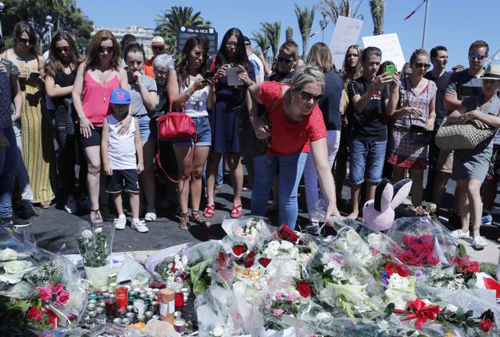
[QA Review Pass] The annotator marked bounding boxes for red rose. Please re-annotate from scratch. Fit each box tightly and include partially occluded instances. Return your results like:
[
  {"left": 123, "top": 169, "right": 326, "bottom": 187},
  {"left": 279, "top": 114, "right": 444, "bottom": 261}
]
[
  {"left": 244, "top": 259, "right": 254, "bottom": 268},
  {"left": 218, "top": 252, "right": 227, "bottom": 264},
  {"left": 27, "top": 306, "right": 41, "bottom": 321},
  {"left": 296, "top": 281, "right": 312, "bottom": 298},
  {"left": 52, "top": 283, "right": 65, "bottom": 295},
  {"left": 481, "top": 318, "right": 493, "bottom": 332},
  {"left": 248, "top": 251, "right": 257, "bottom": 259},
  {"left": 259, "top": 258, "right": 271, "bottom": 268},
  {"left": 277, "top": 224, "right": 300, "bottom": 244},
  {"left": 37, "top": 286, "right": 52, "bottom": 302},
  {"left": 232, "top": 244, "right": 247, "bottom": 256}
]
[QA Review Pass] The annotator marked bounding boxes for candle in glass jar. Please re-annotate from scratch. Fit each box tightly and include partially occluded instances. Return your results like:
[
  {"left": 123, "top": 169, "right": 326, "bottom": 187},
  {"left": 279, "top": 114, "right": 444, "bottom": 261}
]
[
  {"left": 159, "top": 288, "right": 175, "bottom": 324},
  {"left": 175, "top": 291, "right": 184, "bottom": 308},
  {"left": 105, "top": 299, "right": 117, "bottom": 317},
  {"left": 116, "top": 287, "right": 128, "bottom": 310}
]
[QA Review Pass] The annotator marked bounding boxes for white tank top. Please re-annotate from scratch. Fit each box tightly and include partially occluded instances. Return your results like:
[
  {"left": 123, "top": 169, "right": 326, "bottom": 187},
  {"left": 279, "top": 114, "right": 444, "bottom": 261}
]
[
  {"left": 180, "top": 76, "right": 210, "bottom": 118},
  {"left": 107, "top": 114, "right": 137, "bottom": 170}
]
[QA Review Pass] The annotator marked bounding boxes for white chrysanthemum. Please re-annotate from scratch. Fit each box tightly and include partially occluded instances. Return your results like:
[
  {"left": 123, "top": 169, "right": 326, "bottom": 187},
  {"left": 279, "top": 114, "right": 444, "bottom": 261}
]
[{"left": 81, "top": 230, "right": 93, "bottom": 239}]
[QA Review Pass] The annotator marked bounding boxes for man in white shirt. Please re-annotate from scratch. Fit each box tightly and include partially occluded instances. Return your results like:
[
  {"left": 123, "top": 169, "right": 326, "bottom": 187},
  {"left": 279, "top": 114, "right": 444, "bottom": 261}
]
[{"left": 244, "top": 36, "right": 263, "bottom": 83}]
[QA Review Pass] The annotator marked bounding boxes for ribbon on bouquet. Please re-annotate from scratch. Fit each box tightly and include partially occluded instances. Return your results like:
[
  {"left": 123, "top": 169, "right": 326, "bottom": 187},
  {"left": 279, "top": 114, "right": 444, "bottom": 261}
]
[{"left": 394, "top": 298, "right": 441, "bottom": 330}]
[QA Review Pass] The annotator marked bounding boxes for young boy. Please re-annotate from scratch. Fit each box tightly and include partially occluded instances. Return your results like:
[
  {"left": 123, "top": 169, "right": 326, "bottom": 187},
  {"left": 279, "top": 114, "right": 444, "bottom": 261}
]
[{"left": 101, "top": 88, "right": 147, "bottom": 232}]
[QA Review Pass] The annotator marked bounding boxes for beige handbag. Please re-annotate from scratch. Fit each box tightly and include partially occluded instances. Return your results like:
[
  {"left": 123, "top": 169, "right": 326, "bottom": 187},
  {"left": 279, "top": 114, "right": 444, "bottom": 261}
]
[{"left": 435, "top": 117, "right": 496, "bottom": 151}]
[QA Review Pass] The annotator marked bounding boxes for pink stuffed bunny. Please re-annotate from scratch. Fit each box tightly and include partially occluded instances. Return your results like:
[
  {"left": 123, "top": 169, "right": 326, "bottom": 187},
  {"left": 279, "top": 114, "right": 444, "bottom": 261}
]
[{"left": 362, "top": 178, "right": 412, "bottom": 231}]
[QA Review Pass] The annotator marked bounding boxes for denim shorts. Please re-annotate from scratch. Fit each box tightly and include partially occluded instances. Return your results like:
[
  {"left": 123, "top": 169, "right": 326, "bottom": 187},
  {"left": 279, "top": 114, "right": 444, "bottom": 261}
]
[
  {"left": 137, "top": 115, "right": 153, "bottom": 142},
  {"left": 171, "top": 115, "right": 211, "bottom": 147},
  {"left": 349, "top": 138, "right": 387, "bottom": 185}
]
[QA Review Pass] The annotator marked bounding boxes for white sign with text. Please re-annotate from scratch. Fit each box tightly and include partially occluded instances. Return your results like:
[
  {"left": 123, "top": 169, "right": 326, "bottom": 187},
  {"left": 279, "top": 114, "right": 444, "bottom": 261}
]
[
  {"left": 330, "top": 16, "right": 364, "bottom": 70},
  {"left": 362, "top": 33, "right": 406, "bottom": 71}
]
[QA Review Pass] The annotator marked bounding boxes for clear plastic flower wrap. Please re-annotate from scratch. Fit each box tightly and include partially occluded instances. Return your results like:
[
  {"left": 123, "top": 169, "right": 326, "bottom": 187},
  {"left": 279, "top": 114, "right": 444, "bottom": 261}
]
[
  {"left": 145, "top": 242, "right": 193, "bottom": 282},
  {"left": 385, "top": 217, "right": 458, "bottom": 267},
  {"left": 221, "top": 216, "right": 273, "bottom": 249}
]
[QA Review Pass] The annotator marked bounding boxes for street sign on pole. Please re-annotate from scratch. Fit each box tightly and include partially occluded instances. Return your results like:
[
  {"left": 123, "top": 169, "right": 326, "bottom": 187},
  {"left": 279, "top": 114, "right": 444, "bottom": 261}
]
[{"left": 177, "top": 26, "right": 218, "bottom": 56}]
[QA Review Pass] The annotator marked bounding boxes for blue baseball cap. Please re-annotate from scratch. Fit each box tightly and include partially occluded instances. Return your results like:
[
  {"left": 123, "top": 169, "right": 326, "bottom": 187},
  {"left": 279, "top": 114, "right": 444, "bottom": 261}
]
[{"left": 109, "top": 88, "right": 131, "bottom": 104}]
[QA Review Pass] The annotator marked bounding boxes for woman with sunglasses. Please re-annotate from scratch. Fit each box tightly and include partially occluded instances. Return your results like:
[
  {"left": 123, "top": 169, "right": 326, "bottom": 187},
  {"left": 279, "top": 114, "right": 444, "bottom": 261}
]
[
  {"left": 387, "top": 49, "right": 437, "bottom": 215},
  {"left": 167, "top": 36, "right": 214, "bottom": 230},
  {"left": 1, "top": 22, "right": 56, "bottom": 209},
  {"left": 248, "top": 66, "right": 339, "bottom": 228},
  {"left": 72, "top": 30, "right": 129, "bottom": 225},
  {"left": 204, "top": 28, "right": 255, "bottom": 220},
  {"left": 45, "top": 31, "right": 82, "bottom": 214}
]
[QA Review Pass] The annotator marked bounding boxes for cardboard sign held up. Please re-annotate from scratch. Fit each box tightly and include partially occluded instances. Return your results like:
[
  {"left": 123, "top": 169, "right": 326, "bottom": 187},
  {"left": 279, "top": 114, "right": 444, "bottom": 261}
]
[
  {"left": 362, "top": 33, "right": 406, "bottom": 71},
  {"left": 330, "top": 16, "right": 363, "bottom": 70}
]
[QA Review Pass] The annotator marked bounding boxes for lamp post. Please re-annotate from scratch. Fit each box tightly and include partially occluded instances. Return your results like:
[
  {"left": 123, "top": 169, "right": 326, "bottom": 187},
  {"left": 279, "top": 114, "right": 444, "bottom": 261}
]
[
  {"left": 319, "top": 12, "right": 329, "bottom": 43},
  {"left": 0, "top": 2, "right": 5, "bottom": 38},
  {"left": 45, "top": 15, "right": 53, "bottom": 45}
]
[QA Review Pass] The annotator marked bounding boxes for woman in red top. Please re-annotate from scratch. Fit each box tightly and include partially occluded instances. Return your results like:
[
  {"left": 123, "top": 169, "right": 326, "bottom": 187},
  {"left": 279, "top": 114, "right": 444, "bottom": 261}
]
[
  {"left": 247, "top": 66, "right": 339, "bottom": 228},
  {"left": 72, "top": 30, "right": 129, "bottom": 224}
]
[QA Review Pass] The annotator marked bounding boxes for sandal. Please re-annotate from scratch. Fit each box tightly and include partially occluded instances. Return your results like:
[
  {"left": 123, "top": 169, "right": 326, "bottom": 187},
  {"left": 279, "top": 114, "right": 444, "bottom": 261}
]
[
  {"left": 179, "top": 212, "right": 190, "bottom": 231},
  {"left": 90, "top": 209, "right": 103, "bottom": 225},
  {"left": 203, "top": 204, "right": 215, "bottom": 218},
  {"left": 230, "top": 204, "right": 243, "bottom": 218},
  {"left": 40, "top": 201, "right": 51, "bottom": 209},
  {"left": 190, "top": 210, "right": 211, "bottom": 228}
]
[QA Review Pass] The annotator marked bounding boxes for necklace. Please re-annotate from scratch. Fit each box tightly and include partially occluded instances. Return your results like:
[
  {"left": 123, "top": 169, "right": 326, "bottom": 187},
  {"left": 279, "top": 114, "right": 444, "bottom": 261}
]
[{"left": 98, "top": 70, "right": 108, "bottom": 102}]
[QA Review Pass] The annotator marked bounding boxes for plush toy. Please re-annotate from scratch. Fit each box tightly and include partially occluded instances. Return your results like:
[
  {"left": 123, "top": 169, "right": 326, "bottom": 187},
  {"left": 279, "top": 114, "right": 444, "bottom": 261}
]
[{"left": 362, "top": 178, "right": 412, "bottom": 231}]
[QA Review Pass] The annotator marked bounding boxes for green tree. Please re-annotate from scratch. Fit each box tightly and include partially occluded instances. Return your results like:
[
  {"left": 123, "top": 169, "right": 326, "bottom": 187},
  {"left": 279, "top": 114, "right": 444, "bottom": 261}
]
[
  {"left": 318, "top": 0, "right": 364, "bottom": 24},
  {"left": 369, "top": 0, "right": 385, "bottom": 35},
  {"left": 285, "top": 26, "right": 294, "bottom": 42},
  {"left": 294, "top": 4, "right": 315, "bottom": 59},
  {"left": 252, "top": 30, "right": 269, "bottom": 59},
  {"left": 261, "top": 21, "right": 281, "bottom": 60},
  {"left": 155, "top": 6, "right": 211, "bottom": 54}
]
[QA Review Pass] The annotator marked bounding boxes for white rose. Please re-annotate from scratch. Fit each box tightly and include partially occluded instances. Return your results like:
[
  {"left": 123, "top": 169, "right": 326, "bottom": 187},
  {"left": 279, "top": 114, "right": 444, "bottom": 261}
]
[
  {"left": 336, "top": 238, "right": 349, "bottom": 251},
  {"left": 3, "top": 260, "right": 32, "bottom": 274},
  {"left": 447, "top": 304, "right": 458, "bottom": 313},
  {"left": 345, "top": 230, "right": 362, "bottom": 247},
  {"left": 0, "top": 248, "right": 18, "bottom": 261},
  {"left": 94, "top": 227, "right": 102, "bottom": 234},
  {"left": 232, "top": 281, "right": 247, "bottom": 296},
  {"left": 81, "top": 230, "right": 93, "bottom": 239},
  {"left": 212, "top": 326, "right": 224, "bottom": 336},
  {"left": 280, "top": 241, "right": 293, "bottom": 250},
  {"left": 268, "top": 241, "right": 280, "bottom": 250},
  {"left": 367, "top": 233, "right": 381, "bottom": 247},
  {"left": 316, "top": 312, "right": 332, "bottom": 320}
]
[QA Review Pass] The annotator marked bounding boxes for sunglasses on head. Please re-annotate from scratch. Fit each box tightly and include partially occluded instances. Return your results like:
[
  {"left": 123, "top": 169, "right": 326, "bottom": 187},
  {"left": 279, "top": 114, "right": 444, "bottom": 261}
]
[
  {"left": 98, "top": 46, "right": 114, "bottom": 53},
  {"left": 56, "top": 46, "right": 71, "bottom": 53},
  {"left": 18, "top": 37, "right": 30, "bottom": 44},
  {"left": 299, "top": 90, "right": 323, "bottom": 102},
  {"left": 277, "top": 56, "right": 294, "bottom": 64},
  {"left": 415, "top": 62, "right": 430, "bottom": 69},
  {"left": 469, "top": 53, "right": 486, "bottom": 61}
]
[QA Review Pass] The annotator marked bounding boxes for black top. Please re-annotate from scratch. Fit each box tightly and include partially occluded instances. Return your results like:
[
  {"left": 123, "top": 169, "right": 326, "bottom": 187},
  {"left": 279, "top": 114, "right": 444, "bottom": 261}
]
[
  {"left": 446, "top": 69, "right": 483, "bottom": 105},
  {"left": 347, "top": 76, "right": 388, "bottom": 141},
  {"left": 53, "top": 67, "right": 77, "bottom": 111},
  {"left": 269, "top": 70, "right": 295, "bottom": 84},
  {"left": 424, "top": 70, "right": 452, "bottom": 127},
  {"left": 319, "top": 71, "right": 343, "bottom": 131}
]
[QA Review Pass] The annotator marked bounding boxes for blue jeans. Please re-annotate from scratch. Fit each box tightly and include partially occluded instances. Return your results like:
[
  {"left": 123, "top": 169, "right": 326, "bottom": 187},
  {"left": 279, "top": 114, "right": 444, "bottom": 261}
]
[
  {"left": 0, "top": 126, "right": 18, "bottom": 220},
  {"left": 252, "top": 152, "right": 308, "bottom": 229},
  {"left": 349, "top": 138, "right": 387, "bottom": 185}
]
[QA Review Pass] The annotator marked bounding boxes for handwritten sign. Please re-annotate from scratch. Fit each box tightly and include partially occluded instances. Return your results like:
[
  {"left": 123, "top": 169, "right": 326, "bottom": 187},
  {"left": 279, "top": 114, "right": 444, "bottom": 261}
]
[
  {"left": 330, "top": 16, "right": 363, "bottom": 70},
  {"left": 362, "top": 33, "right": 406, "bottom": 71}
]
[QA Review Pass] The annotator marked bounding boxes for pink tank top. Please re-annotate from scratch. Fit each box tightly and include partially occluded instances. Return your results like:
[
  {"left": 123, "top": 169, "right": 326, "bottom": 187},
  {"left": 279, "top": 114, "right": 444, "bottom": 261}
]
[{"left": 82, "top": 72, "right": 120, "bottom": 127}]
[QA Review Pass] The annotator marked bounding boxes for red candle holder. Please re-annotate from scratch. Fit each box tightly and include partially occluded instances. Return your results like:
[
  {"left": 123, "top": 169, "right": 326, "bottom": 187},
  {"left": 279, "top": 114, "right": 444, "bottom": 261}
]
[
  {"left": 116, "top": 287, "right": 128, "bottom": 310},
  {"left": 175, "top": 291, "right": 184, "bottom": 308},
  {"left": 105, "top": 298, "right": 117, "bottom": 316}
]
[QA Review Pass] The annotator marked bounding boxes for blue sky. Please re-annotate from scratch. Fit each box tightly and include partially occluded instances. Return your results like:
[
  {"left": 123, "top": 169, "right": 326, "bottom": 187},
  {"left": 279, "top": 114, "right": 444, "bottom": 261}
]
[{"left": 76, "top": 0, "right": 500, "bottom": 71}]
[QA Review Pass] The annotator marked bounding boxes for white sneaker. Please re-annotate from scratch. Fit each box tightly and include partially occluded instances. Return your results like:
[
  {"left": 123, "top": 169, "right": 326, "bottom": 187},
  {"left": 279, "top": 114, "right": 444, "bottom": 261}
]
[
  {"left": 472, "top": 236, "right": 488, "bottom": 249},
  {"left": 145, "top": 206, "right": 157, "bottom": 222},
  {"left": 131, "top": 219, "right": 149, "bottom": 233},
  {"left": 114, "top": 214, "right": 127, "bottom": 230},
  {"left": 450, "top": 229, "right": 471, "bottom": 240},
  {"left": 64, "top": 197, "right": 78, "bottom": 214}
]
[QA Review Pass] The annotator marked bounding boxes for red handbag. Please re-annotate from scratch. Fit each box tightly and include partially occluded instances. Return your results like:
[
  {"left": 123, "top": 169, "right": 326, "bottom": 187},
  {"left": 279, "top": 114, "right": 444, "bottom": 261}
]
[{"left": 156, "top": 103, "right": 197, "bottom": 141}]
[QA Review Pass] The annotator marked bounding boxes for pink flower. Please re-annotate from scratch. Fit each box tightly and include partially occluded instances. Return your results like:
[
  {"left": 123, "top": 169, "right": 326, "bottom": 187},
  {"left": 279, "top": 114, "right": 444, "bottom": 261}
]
[
  {"left": 37, "top": 286, "right": 52, "bottom": 302},
  {"left": 52, "top": 283, "right": 65, "bottom": 295},
  {"left": 273, "top": 308, "right": 284, "bottom": 316},
  {"left": 265, "top": 303, "right": 271, "bottom": 310},
  {"left": 286, "top": 294, "right": 297, "bottom": 302},
  {"left": 274, "top": 292, "right": 282, "bottom": 301},
  {"left": 55, "top": 290, "right": 70, "bottom": 305}
]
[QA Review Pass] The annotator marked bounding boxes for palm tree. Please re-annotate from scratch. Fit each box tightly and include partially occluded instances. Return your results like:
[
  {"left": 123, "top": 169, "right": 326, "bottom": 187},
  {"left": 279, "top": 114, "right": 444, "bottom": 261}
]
[
  {"left": 318, "top": 0, "right": 364, "bottom": 24},
  {"left": 294, "top": 4, "right": 316, "bottom": 59},
  {"left": 286, "top": 27, "right": 294, "bottom": 42},
  {"left": 252, "top": 30, "right": 270, "bottom": 59},
  {"left": 369, "top": 0, "right": 385, "bottom": 35},
  {"left": 155, "top": 6, "right": 211, "bottom": 52},
  {"left": 261, "top": 21, "right": 281, "bottom": 60}
]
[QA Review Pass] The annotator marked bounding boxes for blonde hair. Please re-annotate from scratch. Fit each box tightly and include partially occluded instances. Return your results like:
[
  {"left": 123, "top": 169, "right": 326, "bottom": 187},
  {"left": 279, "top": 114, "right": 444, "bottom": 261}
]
[
  {"left": 291, "top": 65, "right": 325, "bottom": 92},
  {"left": 306, "top": 42, "right": 333, "bottom": 73},
  {"left": 409, "top": 49, "right": 429, "bottom": 65}
]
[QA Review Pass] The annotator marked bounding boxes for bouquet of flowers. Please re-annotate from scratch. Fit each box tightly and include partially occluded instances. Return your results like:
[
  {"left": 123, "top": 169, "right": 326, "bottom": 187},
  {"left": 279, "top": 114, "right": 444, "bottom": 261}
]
[{"left": 154, "top": 250, "right": 190, "bottom": 284}]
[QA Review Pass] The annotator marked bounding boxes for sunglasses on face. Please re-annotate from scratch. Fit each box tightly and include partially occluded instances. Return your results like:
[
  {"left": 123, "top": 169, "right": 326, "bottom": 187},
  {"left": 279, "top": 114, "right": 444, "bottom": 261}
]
[
  {"left": 152, "top": 46, "right": 164, "bottom": 51},
  {"left": 98, "top": 46, "right": 114, "bottom": 54},
  {"left": 299, "top": 90, "right": 323, "bottom": 102},
  {"left": 18, "top": 37, "right": 30, "bottom": 44},
  {"left": 56, "top": 46, "right": 71, "bottom": 53},
  {"left": 277, "top": 56, "right": 294, "bottom": 64},
  {"left": 415, "top": 63, "right": 430, "bottom": 69},
  {"left": 469, "top": 53, "right": 486, "bottom": 61},
  {"left": 155, "top": 70, "right": 168, "bottom": 77}
]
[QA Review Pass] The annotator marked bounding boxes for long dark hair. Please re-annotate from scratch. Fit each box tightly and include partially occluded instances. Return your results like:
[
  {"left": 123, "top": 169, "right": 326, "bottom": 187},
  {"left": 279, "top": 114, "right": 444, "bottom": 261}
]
[
  {"left": 177, "top": 36, "right": 208, "bottom": 87},
  {"left": 13, "top": 22, "right": 40, "bottom": 56},
  {"left": 215, "top": 28, "right": 249, "bottom": 71},
  {"left": 123, "top": 42, "right": 145, "bottom": 64},
  {"left": 45, "top": 31, "right": 81, "bottom": 77}
]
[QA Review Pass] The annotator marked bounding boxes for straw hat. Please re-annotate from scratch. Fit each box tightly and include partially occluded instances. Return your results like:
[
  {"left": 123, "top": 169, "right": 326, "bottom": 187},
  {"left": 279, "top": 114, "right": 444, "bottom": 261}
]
[{"left": 481, "top": 64, "right": 500, "bottom": 80}]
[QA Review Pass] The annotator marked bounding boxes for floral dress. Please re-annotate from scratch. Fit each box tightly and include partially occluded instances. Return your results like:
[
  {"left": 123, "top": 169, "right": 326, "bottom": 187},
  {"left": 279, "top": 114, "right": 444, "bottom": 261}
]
[{"left": 387, "top": 78, "right": 437, "bottom": 169}]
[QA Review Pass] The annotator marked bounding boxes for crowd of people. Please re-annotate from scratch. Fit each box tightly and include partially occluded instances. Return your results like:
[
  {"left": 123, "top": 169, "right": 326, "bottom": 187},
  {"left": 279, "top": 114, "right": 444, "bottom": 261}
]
[{"left": 0, "top": 21, "right": 499, "bottom": 249}]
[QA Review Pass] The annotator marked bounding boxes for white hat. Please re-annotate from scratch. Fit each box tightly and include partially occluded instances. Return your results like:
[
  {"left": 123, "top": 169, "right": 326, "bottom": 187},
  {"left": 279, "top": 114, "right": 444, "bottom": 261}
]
[{"left": 151, "top": 36, "right": 165, "bottom": 45}]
